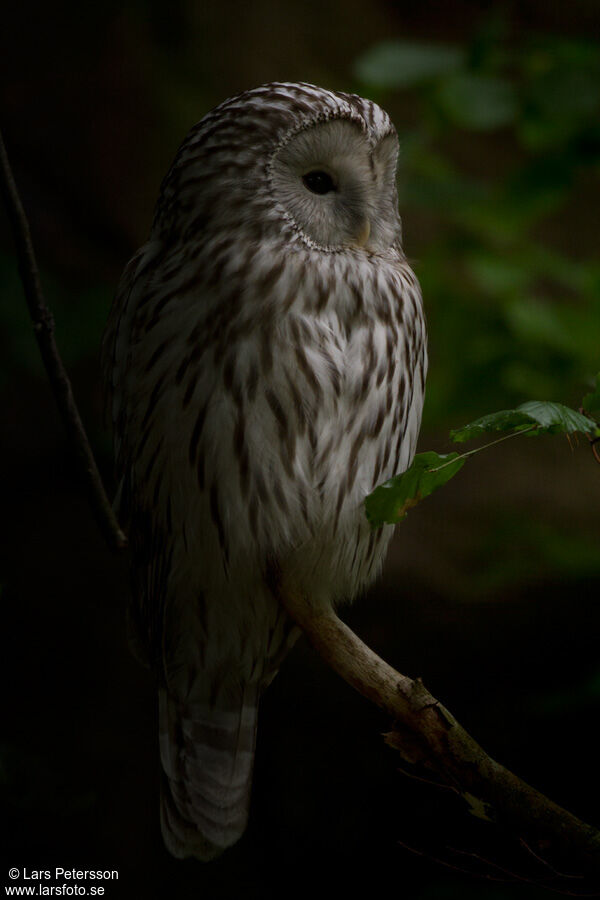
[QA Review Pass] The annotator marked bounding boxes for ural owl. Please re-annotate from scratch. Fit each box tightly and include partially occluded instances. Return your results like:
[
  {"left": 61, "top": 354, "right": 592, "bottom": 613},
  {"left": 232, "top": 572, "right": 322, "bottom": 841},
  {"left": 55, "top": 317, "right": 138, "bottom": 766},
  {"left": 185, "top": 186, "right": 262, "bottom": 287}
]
[{"left": 103, "top": 82, "right": 427, "bottom": 860}]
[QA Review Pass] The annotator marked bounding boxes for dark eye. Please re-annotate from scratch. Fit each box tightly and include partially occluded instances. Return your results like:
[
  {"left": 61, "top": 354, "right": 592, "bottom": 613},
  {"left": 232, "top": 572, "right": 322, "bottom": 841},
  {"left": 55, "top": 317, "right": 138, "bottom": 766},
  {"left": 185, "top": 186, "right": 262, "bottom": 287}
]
[{"left": 302, "top": 170, "right": 335, "bottom": 195}]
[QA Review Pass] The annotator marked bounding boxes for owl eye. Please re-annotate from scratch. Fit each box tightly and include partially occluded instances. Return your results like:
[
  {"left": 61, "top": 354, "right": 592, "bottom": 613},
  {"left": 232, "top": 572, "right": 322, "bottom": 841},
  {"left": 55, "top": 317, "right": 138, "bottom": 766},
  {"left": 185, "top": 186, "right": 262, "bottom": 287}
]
[{"left": 302, "top": 170, "right": 335, "bottom": 195}]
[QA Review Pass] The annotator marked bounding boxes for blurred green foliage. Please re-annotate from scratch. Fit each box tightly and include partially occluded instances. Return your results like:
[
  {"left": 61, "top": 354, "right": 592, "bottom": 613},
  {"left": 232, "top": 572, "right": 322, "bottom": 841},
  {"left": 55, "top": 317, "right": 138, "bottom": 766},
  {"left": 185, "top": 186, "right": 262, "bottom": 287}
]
[
  {"left": 471, "top": 514, "right": 600, "bottom": 595},
  {"left": 355, "top": 19, "right": 600, "bottom": 427}
]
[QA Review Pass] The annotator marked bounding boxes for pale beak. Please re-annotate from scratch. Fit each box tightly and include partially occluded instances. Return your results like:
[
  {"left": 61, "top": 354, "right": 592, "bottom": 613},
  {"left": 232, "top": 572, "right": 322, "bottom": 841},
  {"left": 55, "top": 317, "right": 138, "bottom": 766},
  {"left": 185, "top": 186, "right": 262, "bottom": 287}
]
[{"left": 354, "top": 217, "right": 371, "bottom": 248}]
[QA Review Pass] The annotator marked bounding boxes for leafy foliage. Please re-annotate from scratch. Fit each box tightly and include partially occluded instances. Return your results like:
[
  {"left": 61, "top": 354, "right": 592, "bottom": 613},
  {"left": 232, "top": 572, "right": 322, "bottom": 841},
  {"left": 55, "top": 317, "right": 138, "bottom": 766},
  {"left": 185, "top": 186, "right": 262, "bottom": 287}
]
[
  {"left": 365, "top": 396, "right": 599, "bottom": 527},
  {"left": 355, "top": 41, "right": 465, "bottom": 88},
  {"left": 354, "top": 22, "right": 600, "bottom": 427},
  {"left": 450, "top": 400, "right": 598, "bottom": 442},
  {"left": 357, "top": 21, "right": 600, "bottom": 594}
]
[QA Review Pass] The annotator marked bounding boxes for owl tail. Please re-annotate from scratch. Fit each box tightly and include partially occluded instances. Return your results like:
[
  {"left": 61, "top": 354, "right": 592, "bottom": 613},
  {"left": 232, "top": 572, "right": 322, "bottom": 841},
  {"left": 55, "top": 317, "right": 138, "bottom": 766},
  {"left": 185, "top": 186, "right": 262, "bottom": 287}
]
[{"left": 158, "top": 685, "right": 259, "bottom": 861}]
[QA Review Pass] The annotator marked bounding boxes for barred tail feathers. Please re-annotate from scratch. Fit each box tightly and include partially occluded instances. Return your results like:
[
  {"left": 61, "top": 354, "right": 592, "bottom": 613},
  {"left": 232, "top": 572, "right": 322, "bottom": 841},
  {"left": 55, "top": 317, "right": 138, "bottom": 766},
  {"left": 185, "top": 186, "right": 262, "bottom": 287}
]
[{"left": 159, "top": 686, "right": 259, "bottom": 860}]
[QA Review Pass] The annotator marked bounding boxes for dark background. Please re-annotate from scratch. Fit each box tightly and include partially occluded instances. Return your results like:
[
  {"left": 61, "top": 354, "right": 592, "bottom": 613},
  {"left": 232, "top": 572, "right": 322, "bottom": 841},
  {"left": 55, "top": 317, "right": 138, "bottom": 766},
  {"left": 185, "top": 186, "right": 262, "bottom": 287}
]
[{"left": 1, "top": 2, "right": 599, "bottom": 897}]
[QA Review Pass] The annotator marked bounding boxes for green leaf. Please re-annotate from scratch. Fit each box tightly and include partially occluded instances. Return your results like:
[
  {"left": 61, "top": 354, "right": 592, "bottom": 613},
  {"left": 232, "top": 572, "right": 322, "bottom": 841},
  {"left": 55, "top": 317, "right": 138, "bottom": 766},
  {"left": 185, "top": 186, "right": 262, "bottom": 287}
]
[
  {"left": 354, "top": 41, "right": 464, "bottom": 89},
  {"left": 365, "top": 452, "right": 466, "bottom": 526},
  {"left": 437, "top": 73, "right": 518, "bottom": 130},
  {"left": 450, "top": 409, "right": 533, "bottom": 442},
  {"left": 518, "top": 400, "right": 597, "bottom": 433},
  {"left": 451, "top": 400, "right": 598, "bottom": 443},
  {"left": 582, "top": 373, "right": 600, "bottom": 416}
]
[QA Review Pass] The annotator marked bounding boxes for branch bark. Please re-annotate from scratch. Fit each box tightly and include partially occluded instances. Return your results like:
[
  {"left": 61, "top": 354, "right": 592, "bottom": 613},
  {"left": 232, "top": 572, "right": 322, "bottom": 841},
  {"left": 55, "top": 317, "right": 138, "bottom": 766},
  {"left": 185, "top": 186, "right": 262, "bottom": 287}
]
[
  {"left": 273, "top": 579, "right": 600, "bottom": 880},
  {"left": 0, "top": 128, "right": 127, "bottom": 551}
]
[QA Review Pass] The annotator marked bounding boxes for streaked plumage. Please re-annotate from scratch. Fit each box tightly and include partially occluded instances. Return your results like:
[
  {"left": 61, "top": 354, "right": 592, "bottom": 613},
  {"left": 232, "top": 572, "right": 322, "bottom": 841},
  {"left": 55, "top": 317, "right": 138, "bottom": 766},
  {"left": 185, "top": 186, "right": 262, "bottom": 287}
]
[{"left": 103, "top": 81, "right": 427, "bottom": 860}]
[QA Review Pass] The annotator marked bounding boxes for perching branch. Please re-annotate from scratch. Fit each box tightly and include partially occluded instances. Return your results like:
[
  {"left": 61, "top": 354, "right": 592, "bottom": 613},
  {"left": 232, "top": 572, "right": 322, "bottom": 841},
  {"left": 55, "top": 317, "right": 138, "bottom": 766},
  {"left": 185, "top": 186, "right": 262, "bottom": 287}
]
[
  {"left": 0, "top": 128, "right": 127, "bottom": 551},
  {"left": 272, "top": 577, "right": 600, "bottom": 883}
]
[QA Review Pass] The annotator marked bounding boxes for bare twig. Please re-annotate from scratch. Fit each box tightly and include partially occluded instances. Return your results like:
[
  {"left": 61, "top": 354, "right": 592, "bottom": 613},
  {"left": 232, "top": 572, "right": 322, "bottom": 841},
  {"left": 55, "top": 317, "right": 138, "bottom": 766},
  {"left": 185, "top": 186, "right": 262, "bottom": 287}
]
[
  {"left": 579, "top": 408, "right": 600, "bottom": 465},
  {"left": 519, "top": 837, "right": 584, "bottom": 879},
  {"left": 272, "top": 576, "right": 600, "bottom": 880},
  {"left": 0, "top": 128, "right": 127, "bottom": 551}
]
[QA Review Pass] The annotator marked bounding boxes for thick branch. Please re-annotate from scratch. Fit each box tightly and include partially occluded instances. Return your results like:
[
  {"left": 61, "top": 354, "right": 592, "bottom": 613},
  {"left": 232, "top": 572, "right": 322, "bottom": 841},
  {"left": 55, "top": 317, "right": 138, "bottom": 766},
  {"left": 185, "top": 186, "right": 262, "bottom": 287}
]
[
  {"left": 0, "top": 128, "right": 126, "bottom": 551},
  {"left": 274, "top": 581, "right": 600, "bottom": 878}
]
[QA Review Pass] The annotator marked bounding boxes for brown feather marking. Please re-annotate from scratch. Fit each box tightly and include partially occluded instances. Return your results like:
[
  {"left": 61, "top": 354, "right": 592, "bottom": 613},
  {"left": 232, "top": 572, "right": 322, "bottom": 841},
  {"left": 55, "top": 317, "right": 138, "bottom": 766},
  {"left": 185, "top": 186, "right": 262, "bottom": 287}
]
[
  {"left": 145, "top": 339, "right": 169, "bottom": 373},
  {"left": 295, "top": 344, "right": 323, "bottom": 404},
  {"left": 209, "top": 482, "right": 228, "bottom": 565},
  {"left": 141, "top": 379, "right": 163, "bottom": 430},
  {"left": 260, "top": 325, "right": 274, "bottom": 374},
  {"left": 143, "top": 437, "right": 164, "bottom": 483},
  {"left": 189, "top": 403, "right": 208, "bottom": 466},
  {"left": 233, "top": 408, "right": 250, "bottom": 498},
  {"left": 175, "top": 354, "right": 190, "bottom": 386},
  {"left": 246, "top": 359, "right": 259, "bottom": 403},
  {"left": 284, "top": 368, "right": 307, "bottom": 437},
  {"left": 182, "top": 374, "right": 197, "bottom": 409}
]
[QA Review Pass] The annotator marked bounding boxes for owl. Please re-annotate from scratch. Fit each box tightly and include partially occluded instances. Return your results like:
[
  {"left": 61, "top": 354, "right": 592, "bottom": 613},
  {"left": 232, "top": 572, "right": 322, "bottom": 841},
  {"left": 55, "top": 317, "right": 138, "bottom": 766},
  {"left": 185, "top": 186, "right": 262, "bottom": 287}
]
[{"left": 103, "top": 82, "right": 427, "bottom": 860}]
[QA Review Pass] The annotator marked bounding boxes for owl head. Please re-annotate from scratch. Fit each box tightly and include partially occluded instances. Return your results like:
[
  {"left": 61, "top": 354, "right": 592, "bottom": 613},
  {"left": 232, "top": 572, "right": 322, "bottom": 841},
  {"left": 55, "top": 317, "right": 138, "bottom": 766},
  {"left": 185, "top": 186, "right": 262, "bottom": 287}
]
[{"left": 153, "top": 82, "right": 403, "bottom": 257}]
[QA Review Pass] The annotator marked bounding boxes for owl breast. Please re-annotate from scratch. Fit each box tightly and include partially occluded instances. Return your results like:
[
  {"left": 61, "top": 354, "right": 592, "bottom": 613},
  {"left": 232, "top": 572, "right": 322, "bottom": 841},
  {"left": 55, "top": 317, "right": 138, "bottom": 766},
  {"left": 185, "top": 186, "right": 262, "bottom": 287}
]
[{"left": 167, "top": 241, "right": 427, "bottom": 610}]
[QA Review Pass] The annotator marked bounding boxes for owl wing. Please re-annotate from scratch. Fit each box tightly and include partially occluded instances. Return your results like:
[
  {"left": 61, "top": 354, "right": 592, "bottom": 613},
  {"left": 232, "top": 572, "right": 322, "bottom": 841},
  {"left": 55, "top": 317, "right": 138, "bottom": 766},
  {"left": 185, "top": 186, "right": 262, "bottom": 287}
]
[
  {"left": 104, "top": 241, "right": 266, "bottom": 860},
  {"left": 102, "top": 238, "right": 174, "bottom": 669}
]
